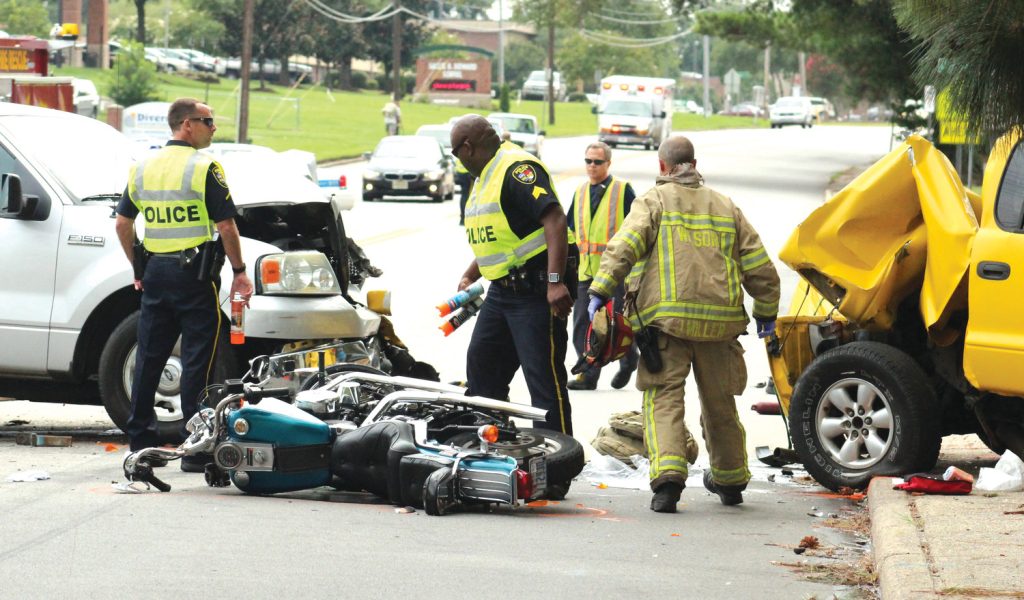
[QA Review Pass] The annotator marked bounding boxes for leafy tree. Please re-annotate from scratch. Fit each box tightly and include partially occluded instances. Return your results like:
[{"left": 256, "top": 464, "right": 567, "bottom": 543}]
[
  {"left": 361, "top": 0, "right": 432, "bottom": 83},
  {"left": 421, "top": 30, "right": 473, "bottom": 59},
  {"left": 441, "top": 0, "right": 492, "bottom": 20},
  {"left": 109, "top": 42, "right": 161, "bottom": 107},
  {"left": 307, "top": 1, "right": 372, "bottom": 90},
  {"left": 893, "top": 0, "right": 1024, "bottom": 137},
  {"left": 503, "top": 38, "right": 546, "bottom": 89},
  {"left": 0, "top": 0, "right": 50, "bottom": 37},
  {"left": 557, "top": 31, "right": 662, "bottom": 93}
]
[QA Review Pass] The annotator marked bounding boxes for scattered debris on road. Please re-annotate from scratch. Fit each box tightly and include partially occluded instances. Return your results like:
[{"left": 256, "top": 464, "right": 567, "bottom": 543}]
[
  {"left": 5, "top": 470, "right": 51, "bottom": 482},
  {"left": 15, "top": 433, "right": 72, "bottom": 447}
]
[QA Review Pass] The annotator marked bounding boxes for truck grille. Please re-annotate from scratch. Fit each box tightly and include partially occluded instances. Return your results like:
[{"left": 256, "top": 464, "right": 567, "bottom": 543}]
[{"left": 384, "top": 173, "right": 418, "bottom": 181}]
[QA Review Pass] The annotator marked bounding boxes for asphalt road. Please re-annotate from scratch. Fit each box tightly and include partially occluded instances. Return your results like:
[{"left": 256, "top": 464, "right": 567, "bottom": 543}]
[{"left": 0, "top": 124, "right": 892, "bottom": 598}]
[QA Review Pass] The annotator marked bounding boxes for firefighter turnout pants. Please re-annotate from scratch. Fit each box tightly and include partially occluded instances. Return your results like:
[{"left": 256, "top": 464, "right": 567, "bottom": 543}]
[
  {"left": 636, "top": 334, "right": 750, "bottom": 491},
  {"left": 466, "top": 283, "right": 573, "bottom": 435}
]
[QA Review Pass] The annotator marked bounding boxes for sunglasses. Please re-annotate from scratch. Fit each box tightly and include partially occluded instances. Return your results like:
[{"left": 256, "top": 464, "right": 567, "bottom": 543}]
[
  {"left": 188, "top": 116, "right": 215, "bottom": 128},
  {"left": 451, "top": 138, "right": 469, "bottom": 160},
  {"left": 584, "top": 158, "right": 607, "bottom": 166}
]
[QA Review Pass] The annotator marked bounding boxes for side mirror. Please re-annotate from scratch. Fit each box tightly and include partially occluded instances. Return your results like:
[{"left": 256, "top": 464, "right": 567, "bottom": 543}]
[
  {"left": 659, "top": 111, "right": 667, "bottom": 119},
  {"left": 362, "top": 151, "right": 372, "bottom": 160},
  {"left": 0, "top": 174, "right": 49, "bottom": 221},
  {"left": 591, "top": 106, "right": 598, "bottom": 115}
]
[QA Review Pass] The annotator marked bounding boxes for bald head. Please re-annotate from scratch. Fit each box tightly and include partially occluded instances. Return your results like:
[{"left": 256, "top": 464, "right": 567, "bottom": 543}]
[
  {"left": 450, "top": 114, "right": 502, "bottom": 177},
  {"left": 658, "top": 136, "right": 696, "bottom": 170}
]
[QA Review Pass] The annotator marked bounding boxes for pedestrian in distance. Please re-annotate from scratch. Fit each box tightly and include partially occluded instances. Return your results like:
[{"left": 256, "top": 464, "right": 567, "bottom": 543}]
[
  {"left": 566, "top": 141, "right": 639, "bottom": 391},
  {"left": 450, "top": 114, "right": 579, "bottom": 437},
  {"left": 382, "top": 97, "right": 402, "bottom": 136},
  {"left": 114, "top": 97, "right": 254, "bottom": 472},
  {"left": 454, "top": 156, "right": 473, "bottom": 226},
  {"left": 588, "top": 135, "right": 781, "bottom": 512}
]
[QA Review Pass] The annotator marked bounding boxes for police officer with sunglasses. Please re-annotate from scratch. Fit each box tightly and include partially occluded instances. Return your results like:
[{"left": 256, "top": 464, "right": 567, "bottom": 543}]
[{"left": 114, "top": 98, "right": 253, "bottom": 472}]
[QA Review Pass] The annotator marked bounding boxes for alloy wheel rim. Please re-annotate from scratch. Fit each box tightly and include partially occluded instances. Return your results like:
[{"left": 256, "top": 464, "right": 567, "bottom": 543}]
[{"left": 815, "top": 377, "right": 894, "bottom": 469}]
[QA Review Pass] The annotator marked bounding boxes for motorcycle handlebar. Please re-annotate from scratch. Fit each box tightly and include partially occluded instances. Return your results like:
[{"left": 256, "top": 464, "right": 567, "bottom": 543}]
[{"left": 243, "top": 386, "right": 291, "bottom": 404}]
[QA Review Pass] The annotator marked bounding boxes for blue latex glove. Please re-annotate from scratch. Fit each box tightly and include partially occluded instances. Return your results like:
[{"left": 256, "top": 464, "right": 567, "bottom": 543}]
[
  {"left": 755, "top": 318, "right": 776, "bottom": 339},
  {"left": 587, "top": 295, "right": 606, "bottom": 322}
]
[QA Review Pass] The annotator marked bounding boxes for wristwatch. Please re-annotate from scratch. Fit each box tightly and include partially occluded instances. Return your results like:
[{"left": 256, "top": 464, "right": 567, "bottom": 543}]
[
  {"left": 232, "top": 263, "right": 247, "bottom": 274},
  {"left": 547, "top": 272, "right": 562, "bottom": 283}
]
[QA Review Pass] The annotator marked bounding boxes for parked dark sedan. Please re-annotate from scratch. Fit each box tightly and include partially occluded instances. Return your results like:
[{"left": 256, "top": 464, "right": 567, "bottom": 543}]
[{"left": 362, "top": 136, "right": 456, "bottom": 203}]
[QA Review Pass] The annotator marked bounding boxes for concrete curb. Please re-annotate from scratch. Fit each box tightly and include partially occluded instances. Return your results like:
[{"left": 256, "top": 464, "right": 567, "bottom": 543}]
[{"left": 868, "top": 477, "right": 938, "bottom": 599}]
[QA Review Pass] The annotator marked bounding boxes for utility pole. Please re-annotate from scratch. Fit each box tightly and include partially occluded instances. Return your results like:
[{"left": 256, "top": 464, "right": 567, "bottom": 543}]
[
  {"left": 497, "top": 0, "right": 504, "bottom": 87},
  {"left": 546, "top": 1, "right": 555, "bottom": 126},
  {"left": 798, "top": 51, "right": 806, "bottom": 96},
  {"left": 392, "top": 0, "right": 403, "bottom": 101},
  {"left": 702, "top": 35, "right": 710, "bottom": 118},
  {"left": 763, "top": 42, "right": 771, "bottom": 111},
  {"left": 237, "top": 0, "right": 253, "bottom": 143}
]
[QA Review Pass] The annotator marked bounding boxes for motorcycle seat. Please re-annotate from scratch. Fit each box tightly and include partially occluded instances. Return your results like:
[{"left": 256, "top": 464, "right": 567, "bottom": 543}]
[{"left": 330, "top": 421, "right": 421, "bottom": 503}]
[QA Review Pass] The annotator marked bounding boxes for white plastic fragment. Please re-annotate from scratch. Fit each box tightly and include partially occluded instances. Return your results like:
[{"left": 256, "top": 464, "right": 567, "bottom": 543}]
[
  {"left": 975, "top": 450, "right": 1024, "bottom": 492},
  {"left": 5, "top": 470, "right": 51, "bottom": 482}
]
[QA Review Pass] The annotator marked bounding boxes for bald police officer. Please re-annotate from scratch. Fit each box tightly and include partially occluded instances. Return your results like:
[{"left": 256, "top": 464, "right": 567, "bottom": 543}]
[
  {"left": 114, "top": 97, "right": 253, "bottom": 472},
  {"left": 450, "top": 114, "right": 577, "bottom": 437}
]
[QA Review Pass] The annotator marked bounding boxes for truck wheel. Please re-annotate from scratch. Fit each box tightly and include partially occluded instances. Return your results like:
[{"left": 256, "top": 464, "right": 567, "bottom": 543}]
[
  {"left": 789, "top": 341, "right": 941, "bottom": 491},
  {"left": 98, "top": 312, "right": 238, "bottom": 443}
]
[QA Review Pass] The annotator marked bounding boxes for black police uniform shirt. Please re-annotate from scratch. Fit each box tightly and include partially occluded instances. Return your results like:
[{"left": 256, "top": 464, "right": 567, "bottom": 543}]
[
  {"left": 115, "top": 140, "right": 239, "bottom": 231},
  {"left": 498, "top": 159, "right": 563, "bottom": 275},
  {"left": 565, "top": 175, "right": 636, "bottom": 233}
]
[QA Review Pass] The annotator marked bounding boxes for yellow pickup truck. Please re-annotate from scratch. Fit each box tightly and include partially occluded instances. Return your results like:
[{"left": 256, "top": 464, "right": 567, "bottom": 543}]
[{"left": 767, "top": 130, "right": 1024, "bottom": 490}]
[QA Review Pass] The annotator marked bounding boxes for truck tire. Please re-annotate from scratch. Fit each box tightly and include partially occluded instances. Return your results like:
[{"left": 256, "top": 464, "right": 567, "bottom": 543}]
[
  {"left": 98, "top": 312, "right": 237, "bottom": 443},
  {"left": 789, "top": 341, "right": 941, "bottom": 491}
]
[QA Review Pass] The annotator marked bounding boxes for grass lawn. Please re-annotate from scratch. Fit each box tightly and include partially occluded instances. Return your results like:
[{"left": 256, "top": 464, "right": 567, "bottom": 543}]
[{"left": 56, "top": 65, "right": 769, "bottom": 161}]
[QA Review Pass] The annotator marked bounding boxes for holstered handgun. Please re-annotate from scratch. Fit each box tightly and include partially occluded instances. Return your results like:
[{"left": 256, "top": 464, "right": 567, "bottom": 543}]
[
  {"left": 195, "top": 233, "right": 225, "bottom": 283},
  {"left": 132, "top": 238, "right": 149, "bottom": 282}
]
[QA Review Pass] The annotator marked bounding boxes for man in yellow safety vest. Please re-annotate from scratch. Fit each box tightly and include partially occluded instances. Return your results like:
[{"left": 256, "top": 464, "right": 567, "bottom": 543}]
[
  {"left": 589, "top": 135, "right": 780, "bottom": 512},
  {"left": 114, "top": 98, "right": 253, "bottom": 472},
  {"left": 567, "top": 141, "right": 638, "bottom": 391}
]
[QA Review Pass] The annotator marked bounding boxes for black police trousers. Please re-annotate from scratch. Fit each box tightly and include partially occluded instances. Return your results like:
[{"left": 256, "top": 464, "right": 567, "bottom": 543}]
[
  {"left": 465, "top": 283, "right": 573, "bottom": 435},
  {"left": 126, "top": 256, "right": 222, "bottom": 450}
]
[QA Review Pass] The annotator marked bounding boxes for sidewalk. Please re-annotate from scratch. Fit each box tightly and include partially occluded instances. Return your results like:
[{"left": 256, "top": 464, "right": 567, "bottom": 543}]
[{"left": 869, "top": 435, "right": 1024, "bottom": 599}]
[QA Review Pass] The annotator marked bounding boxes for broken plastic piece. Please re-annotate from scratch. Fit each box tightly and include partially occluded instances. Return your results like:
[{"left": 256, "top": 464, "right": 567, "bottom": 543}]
[{"left": 6, "top": 470, "right": 51, "bottom": 482}]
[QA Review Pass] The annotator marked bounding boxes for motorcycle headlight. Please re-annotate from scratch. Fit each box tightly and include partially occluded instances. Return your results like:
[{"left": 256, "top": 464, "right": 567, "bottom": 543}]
[
  {"left": 424, "top": 169, "right": 445, "bottom": 181},
  {"left": 362, "top": 169, "right": 380, "bottom": 180},
  {"left": 257, "top": 251, "right": 341, "bottom": 296}
]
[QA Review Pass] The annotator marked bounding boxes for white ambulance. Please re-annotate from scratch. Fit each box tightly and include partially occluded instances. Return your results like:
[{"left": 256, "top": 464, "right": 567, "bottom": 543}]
[{"left": 595, "top": 75, "right": 676, "bottom": 150}]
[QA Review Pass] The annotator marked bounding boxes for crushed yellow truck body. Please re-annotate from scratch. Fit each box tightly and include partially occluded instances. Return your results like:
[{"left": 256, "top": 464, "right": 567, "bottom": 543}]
[{"left": 767, "top": 131, "right": 1024, "bottom": 490}]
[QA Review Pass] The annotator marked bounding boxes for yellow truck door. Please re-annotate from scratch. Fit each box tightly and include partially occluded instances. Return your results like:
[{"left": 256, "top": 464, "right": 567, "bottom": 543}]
[{"left": 964, "top": 132, "right": 1024, "bottom": 396}]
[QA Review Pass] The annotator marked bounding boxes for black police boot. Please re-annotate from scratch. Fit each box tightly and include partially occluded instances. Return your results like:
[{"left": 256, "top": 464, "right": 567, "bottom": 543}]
[
  {"left": 610, "top": 368, "right": 634, "bottom": 390},
  {"left": 703, "top": 470, "right": 744, "bottom": 506},
  {"left": 181, "top": 452, "right": 214, "bottom": 473},
  {"left": 649, "top": 481, "right": 684, "bottom": 513},
  {"left": 566, "top": 375, "right": 597, "bottom": 391}
]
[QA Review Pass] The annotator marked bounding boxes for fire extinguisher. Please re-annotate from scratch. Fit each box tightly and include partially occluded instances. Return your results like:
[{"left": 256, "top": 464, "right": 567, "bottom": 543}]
[{"left": 230, "top": 293, "right": 245, "bottom": 345}]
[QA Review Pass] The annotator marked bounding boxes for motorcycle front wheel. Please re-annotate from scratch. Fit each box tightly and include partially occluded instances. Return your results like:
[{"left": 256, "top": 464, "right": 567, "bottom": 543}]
[{"left": 447, "top": 428, "right": 584, "bottom": 499}]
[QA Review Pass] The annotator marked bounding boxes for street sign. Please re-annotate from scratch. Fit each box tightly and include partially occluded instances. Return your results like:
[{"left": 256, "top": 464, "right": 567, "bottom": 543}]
[
  {"left": 724, "top": 68, "right": 740, "bottom": 96},
  {"left": 924, "top": 85, "right": 936, "bottom": 114},
  {"left": 936, "top": 89, "right": 980, "bottom": 144}
]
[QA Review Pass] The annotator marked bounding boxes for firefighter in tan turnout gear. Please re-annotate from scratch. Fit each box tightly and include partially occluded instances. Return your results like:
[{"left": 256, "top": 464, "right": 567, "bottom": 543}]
[{"left": 588, "top": 136, "right": 780, "bottom": 513}]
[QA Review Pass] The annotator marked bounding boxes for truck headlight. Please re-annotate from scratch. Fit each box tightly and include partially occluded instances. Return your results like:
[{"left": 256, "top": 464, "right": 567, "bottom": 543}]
[
  {"left": 257, "top": 251, "right": 340, "bottom": 295},
  {"left": 424, "top": 169, "right": 445, "bottom": 181}
]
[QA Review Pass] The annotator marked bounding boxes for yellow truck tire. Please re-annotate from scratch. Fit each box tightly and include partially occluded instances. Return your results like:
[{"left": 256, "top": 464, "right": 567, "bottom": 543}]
[{"left": 788, "top": 341, "right": 942, "bottom": 491}]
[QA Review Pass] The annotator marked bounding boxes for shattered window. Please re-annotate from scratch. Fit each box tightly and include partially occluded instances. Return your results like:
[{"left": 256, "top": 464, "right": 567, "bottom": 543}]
[{"left": 995, "top": 141, "right": 1024, "bottom": 231}]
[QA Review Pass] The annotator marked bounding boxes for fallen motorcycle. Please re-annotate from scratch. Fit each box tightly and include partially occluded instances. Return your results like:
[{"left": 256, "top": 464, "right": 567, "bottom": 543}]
[{"left": 124, "top": 358, "right": 584, "bottom": 515}]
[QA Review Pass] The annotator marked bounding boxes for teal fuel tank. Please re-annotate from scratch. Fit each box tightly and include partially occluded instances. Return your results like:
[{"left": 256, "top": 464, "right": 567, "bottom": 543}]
[{"left": 224, "top": 397, "right": 332, "bottom": 494}]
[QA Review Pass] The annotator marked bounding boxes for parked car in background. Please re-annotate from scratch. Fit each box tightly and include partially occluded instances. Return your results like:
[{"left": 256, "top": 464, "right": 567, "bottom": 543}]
[
  {"left": 487, "top": 112, "right": 544, "bottom": 158},
  {"left": 808, "top": 97, "right": 835, "bottom": 122},
  {"left": 165, "top": 48, "right": 225, "bottom": 75},
  {"left": 144, "top": 47, "right": 190, "bottom": 73},
  {"left": 362, "top": 135, "right": 456, "bottom": 203},
  {"left": 225, "top": 58, "right": 313, "bottom": 81},
  {"left": 415, "top": 123, "right": 453, "bottom": 152},
  {"left": 770, "top": 96, "right": 814, "bottom": 128},
  {"left": 72, "top": 78, "right": 100, "bottom": 118},
  {"left": 719, "top": 103, "right": 764, "bottom": 118},
  {"left": 521, "top": 70, "right": 566, "bottom": 102}
]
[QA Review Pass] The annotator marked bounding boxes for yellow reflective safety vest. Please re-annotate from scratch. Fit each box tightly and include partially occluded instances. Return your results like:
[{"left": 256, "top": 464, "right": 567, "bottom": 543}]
[
  {"left": 589, "top": 169, "right": 781, "bottom": 341},
  {"left": 464, "top": 142, "right": 555, "bottom": 280},
  {"left": 575, "top": 176, "right": 627, "bottom": 280},
  {"left": 128, "top": 145, "right": 216, "bottom": 253}
]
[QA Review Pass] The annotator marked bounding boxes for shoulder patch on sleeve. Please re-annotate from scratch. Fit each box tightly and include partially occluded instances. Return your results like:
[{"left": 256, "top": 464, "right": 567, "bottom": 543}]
[
  {"left": 211, "top": 162, "right": 229, "bottom": 188},
  {"left": 511, "top": 163, "right": 537, "bottom": 184}
]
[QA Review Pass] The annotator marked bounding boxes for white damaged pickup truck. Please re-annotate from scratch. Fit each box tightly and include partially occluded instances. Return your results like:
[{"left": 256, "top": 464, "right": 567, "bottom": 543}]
[{"left": 0, "top": 103, "right": 424, "bottom": 441}]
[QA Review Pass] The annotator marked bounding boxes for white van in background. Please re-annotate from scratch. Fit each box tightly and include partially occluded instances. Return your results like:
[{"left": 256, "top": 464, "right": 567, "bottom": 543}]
[{"left": 595, "top": 75, "right": 675, "bottom": 150}]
